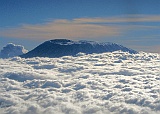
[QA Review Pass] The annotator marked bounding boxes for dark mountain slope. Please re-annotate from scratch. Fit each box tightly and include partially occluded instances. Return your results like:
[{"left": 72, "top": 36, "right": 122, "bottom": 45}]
[{"left": 20, "top": 39, "right": 137, "bottom": 58}]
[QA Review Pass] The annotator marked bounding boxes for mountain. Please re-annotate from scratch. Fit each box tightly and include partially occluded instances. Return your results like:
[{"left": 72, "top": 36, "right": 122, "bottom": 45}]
[
  {"left": 0, "top": 43, "right": 28, "bottom": 58},
  {"left": 20, "top": 39, "right": 137, "bottom": 58}
]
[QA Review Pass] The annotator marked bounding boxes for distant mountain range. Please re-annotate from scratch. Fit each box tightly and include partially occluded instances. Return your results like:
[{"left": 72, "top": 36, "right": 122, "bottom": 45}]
[{"left": 20, "top": 39, "right": 137, "bottom": 58}]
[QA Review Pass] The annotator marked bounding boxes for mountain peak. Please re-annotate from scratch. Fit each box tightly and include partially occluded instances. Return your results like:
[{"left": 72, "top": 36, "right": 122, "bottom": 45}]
[
  {"left": 49, "top": 39, "right": 72, "bottom": 43},
  {"left": 20, "top": 39, "right": 137, "bottom": 58}
]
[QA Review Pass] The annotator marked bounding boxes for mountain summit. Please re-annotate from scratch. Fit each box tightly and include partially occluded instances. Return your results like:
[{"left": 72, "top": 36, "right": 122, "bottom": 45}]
[{"left": 20, "top": 39, "right": 137, "bottom": 58}]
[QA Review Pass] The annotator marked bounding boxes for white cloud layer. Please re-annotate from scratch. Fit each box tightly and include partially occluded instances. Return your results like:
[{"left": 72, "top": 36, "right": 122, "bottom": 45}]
[
  {"left": 0, "top": 51, "right": 160, "bottom": 114},
  {"left": 0, "top": 43, "right": 28, "bottom": 58}
]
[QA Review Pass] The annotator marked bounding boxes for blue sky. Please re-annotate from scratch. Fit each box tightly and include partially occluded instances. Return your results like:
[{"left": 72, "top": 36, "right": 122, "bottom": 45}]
[{"left": 0, "top": 0, "right": 160, "bottom": 53}]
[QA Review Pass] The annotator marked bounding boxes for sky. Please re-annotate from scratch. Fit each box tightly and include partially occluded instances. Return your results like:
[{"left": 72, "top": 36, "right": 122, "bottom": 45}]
[{"left": 0, "top": 0, "right": 160, "bottom": 53}]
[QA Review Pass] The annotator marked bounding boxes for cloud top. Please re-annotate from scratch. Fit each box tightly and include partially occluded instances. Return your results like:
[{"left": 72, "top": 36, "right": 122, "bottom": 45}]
[
  {"left": 0, "top": 51, "right": 160, "bottom": 114},
  {"left": 0, "top": 43, "right": 28, "bottom": 58}
]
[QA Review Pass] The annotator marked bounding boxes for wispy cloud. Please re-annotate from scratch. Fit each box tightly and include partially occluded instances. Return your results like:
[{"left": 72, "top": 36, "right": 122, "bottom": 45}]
[
  {"left": 0, "top": 15, "right": 160, "bottom": 40},
  {"left": 74, "top": 15, "right": 160, "bottom": 23},
  {"left": 0, "top": 19, "right": 121, "bottom": 40}
]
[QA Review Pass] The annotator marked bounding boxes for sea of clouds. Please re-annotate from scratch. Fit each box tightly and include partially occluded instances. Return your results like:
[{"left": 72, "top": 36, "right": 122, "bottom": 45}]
[{"left": 0, "top": 51, "right": 160, "bottom": 114}]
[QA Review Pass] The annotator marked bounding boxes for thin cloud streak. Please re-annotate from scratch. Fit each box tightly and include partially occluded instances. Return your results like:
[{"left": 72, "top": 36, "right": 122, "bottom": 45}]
[
  {"left": 74, "top": 15, "right": 160, "bottom": 23},
  {"left": 0, "top": 19, "right": 121, "bottom": 40},
  {"left": 0, "top": 15, "right": 160, "bottom": 40}
]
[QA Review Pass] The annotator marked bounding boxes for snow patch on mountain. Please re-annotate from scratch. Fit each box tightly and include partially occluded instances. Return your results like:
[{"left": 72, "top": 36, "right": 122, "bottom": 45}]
[{"left": 0, "top": 43, "right": 28, "bottom": 58}]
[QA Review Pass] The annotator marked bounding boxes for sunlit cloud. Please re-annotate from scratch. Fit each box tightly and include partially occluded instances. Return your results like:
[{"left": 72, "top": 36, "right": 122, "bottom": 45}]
[
  {"left": 0, "top": 14, "right": 160, "bottom": 40},
  {"left": 74, "top": 15, "right": 160, "bottom": 23},
  {"left": 0, "top": 19, "right": 121, "bottom": 40}
]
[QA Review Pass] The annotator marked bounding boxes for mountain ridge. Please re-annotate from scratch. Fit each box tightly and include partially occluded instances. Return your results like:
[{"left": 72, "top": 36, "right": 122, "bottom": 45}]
[{"left": 20, "top": 39, "right": 137, "bottom": 58}]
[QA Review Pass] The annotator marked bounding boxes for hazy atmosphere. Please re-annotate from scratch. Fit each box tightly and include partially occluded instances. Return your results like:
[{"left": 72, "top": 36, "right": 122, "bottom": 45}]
[{"left": 0, "top": 0, "right": 160, "bottom": 53}]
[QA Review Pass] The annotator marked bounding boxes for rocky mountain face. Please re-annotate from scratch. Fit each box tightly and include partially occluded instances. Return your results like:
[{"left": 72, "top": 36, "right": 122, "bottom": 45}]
[{"left": 20, "top": 39, "right": 137, "bottom": 58}]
